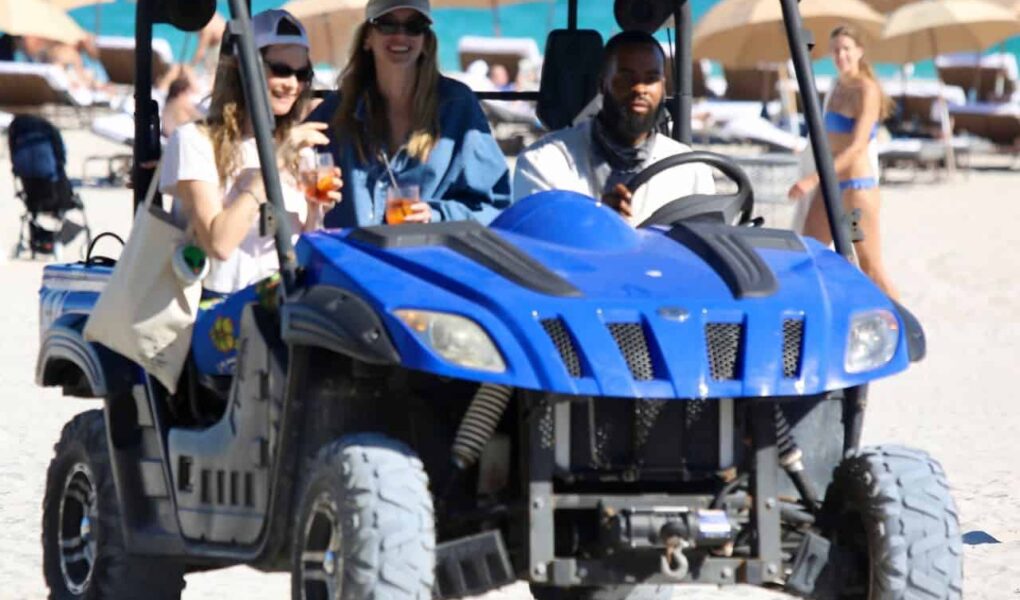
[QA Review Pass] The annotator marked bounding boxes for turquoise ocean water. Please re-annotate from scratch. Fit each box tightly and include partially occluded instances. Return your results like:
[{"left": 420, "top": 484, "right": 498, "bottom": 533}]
[{"left": 68, "top": 0, "right": 1020, "bottom": 80}]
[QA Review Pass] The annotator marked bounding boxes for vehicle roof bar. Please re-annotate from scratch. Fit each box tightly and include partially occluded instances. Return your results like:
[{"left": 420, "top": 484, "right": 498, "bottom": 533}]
[
  {"left": 225, "top": 0, "right": 300, "bottom": 294},
  {"left": 780, "top": 0, "right": 856, "bottom": 262},
  {"left": 132, "top": 0, "right": 160, "bottom": 210},
  {"left": 672, "top": 0, "right": 692, "bottom": 144}
]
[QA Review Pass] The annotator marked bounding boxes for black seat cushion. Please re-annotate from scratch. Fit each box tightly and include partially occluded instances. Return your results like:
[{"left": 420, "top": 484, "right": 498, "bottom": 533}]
[{"left": 537, "top": 29, "right": 604, "bottom": 131}]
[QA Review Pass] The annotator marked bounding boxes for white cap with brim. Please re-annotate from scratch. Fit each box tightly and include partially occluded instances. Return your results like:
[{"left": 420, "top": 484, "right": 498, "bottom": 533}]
[
  {"left": 252, "top": 9, "right": 310, "bottom": 50},
  {"left": 365, "top": 0, "right": 433, "bottom": 23}
]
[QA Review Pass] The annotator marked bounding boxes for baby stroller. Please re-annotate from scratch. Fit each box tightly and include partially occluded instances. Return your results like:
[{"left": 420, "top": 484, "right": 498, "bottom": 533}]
[{"left": 7, "top": 114, "right": 91, "bottom": 259}]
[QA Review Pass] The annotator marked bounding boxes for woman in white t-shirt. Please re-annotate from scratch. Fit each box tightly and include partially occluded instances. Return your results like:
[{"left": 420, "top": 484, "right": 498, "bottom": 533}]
[{"left": 159, "top": 9, "right": 341, "bottom": 296}]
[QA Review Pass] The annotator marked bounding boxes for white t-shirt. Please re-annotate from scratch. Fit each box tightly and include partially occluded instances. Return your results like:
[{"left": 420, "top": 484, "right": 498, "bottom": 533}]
[
  {"left": 159, "top": 122, "right": 307, "bottom": 294},
  {"left": 513, "top": 121, "right": 716, "bottom": 226}
]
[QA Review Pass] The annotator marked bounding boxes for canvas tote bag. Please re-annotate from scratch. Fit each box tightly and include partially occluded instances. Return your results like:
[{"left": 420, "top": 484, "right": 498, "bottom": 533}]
[{"left": 84, "top": 163, "right": 201, "bottom": 393}]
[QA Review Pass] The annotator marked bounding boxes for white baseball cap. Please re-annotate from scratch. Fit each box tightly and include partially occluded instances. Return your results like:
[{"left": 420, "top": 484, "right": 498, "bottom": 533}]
[
  {"left": 252, "top": 9, "right": 310, "bottom": 50},
  {"left": 365, "top": 0, "right": 433, "bottom": 23}
]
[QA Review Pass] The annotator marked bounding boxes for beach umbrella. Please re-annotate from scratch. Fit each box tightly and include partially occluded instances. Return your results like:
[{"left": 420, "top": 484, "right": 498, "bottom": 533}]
[
  {"left": 283, "top": 0, "right": 365, "bottom": 67},
  {"left": 870, "top": 0, "right": 1020, "bottom": 16},
  {"left": 691, "top": 0, "right": 886, "bottom": 67},
  {"left": 44, "top": 0, "right": 115, "bottom": 42},
  {"left": 284, "top": 0, "right": 535, "bottom": 67},
  {"left": 0, "top": 0, "right": 88, "bottom": 45},
  {"left": 861, "top": 0, "right": 912, "bottom": 13},
  {"left": 873, "top": 0, "right": 1020, "bottom": 63},
  {"left": 46, "top": 0, "right": 112, "bottom": 10}
]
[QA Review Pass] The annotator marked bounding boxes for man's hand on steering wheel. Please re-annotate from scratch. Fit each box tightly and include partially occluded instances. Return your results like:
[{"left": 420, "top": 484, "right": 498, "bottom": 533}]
[
  {"left": 602, "top": 184, "right": 634, "bottom": 219},
  {"left": 628, "top": 151, "right": 755, "bottom": 228}
]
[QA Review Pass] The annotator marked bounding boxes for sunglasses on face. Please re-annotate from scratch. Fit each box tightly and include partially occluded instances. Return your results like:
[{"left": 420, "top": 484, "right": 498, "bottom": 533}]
[
  {"left": 265, "top": 61, "right": 314, "bottom": 82},
  {"left": 370, "top": 17, "right": 431, "bottom": 36}
]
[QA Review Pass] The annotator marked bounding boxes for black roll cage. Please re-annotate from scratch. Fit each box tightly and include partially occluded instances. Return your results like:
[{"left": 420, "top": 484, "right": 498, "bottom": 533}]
[{"left": 132, "top": 0, "right": 856, "bottom": 297}]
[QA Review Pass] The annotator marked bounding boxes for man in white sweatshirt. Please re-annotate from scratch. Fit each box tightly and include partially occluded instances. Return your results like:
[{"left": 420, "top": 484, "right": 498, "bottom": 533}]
[{"left": 513, "top": 31, "right": 715, "bottom": 226}]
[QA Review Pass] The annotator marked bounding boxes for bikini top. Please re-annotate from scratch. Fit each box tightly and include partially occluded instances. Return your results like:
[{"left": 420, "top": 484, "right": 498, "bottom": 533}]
[{"left": 824, "top": 111, "right": 878, "bottom": 139}]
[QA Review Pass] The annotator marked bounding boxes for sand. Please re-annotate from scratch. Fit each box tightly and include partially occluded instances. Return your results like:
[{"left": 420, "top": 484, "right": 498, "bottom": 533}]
[{"left": 0, "top": 126, "right": 1017, "bottom": 599}]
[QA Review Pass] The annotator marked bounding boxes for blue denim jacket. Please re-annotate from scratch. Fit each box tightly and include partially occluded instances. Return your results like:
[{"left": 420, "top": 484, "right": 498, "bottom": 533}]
[{"left": 306, "top": 77, "right": 512, "bottom": 228}]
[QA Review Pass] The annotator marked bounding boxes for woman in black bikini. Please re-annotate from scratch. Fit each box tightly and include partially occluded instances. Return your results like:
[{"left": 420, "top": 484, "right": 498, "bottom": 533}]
[{"left": 789, "top": 25, "right": 898, "bottom": 300}]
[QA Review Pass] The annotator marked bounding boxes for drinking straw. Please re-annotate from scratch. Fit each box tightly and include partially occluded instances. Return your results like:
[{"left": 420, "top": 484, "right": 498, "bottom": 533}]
[{"left": 378, "top": 150, "right": 400, "bottom": 190}]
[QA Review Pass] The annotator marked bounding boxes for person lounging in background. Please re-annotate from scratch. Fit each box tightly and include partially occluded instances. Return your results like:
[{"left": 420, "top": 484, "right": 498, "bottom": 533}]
[
  {"left": 162, "top": 73, "right": 204, "bottom": 137},
  {"left": 159, "top": 9, "right": 339, "bottom": 297},
  {"left": 306, "top": 0, "right": 511, "bottom": 227},
  {"left": 789, "top": 25, "right": 898, "bottom": 300}
]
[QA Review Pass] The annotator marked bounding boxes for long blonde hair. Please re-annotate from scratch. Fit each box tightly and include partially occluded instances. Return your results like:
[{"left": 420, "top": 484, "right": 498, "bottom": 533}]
[
  {"left": 201, "top": 53, "right": 312, "bottom": 187},
  {"left": 333, "top": 22, "right": 440, "bottom": 164},
  {"left": 830, "top": 25, "right": 893, "bottom": 119}
]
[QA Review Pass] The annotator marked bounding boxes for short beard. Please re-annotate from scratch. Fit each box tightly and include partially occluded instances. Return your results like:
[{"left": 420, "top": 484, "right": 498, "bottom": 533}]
[{"left": 600, "top": 93, "right": 661, "bottom": 145}]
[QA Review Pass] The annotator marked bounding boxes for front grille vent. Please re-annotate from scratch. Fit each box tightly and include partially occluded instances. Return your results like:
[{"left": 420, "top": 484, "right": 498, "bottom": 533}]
[
  {"left": 608, "top": 323, "right": 656, "bottom": 381},
  {"left": 705, "top": 323, "right": 744, "bottom": 380},
  {"left": 782, "top": 319, "right": 804, "bottom": 378},
  {"left": 540, "top": 318, "right": 582, "bottom": 377}
]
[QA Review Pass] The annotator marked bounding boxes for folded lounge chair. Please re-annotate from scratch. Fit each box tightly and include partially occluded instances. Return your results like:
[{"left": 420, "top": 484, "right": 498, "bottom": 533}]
[
  {"left": 936, "top": 52, "right": 1018, "bottom": 104},
  {"left": 95, "top": 36, "right": 174, "bottom": 86}
]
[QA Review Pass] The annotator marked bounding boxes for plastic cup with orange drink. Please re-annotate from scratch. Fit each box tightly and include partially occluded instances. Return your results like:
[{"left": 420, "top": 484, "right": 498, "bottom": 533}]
[
  {"left": 385, "top": 184, "right": 420, "bottom": 225},
  {"left": 299, "top": 150, "right": 336, "bottom": 204}
]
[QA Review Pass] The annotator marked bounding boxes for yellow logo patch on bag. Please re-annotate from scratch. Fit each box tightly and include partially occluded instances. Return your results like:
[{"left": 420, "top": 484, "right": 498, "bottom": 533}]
[{"left": 211, "top": 316, "right": 236, "bottom": 353}]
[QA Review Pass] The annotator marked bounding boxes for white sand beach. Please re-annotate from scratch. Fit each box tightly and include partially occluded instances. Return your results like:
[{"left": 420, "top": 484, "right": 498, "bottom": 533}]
[{"left": 0, "top": 127, "right": 1018, "bottom": 599}]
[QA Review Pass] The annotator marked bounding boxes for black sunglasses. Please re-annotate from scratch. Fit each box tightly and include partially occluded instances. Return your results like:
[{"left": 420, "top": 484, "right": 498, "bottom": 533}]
[
  {"left": 265, "top": 61, "right": 314, "bottom": 82},
  {"left": 370, "top": 17, "right": 431, "bottom": 36}
]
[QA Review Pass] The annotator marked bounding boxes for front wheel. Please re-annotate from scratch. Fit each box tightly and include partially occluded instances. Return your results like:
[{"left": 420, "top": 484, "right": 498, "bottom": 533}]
[
  {"left": 817, "top": 445, "right": 963, "bottom": 599},
  {"left": 291, "top": 433, "right": 435, "bottom": 600},
  {"left": 42, "top": 410, "right": 185, "bottom": 599}
]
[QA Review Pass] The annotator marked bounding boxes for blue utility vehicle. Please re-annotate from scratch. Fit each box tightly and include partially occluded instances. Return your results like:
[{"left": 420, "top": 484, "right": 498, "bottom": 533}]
[{"left": 34, "top": 0, "right": 961, "bottom": 598}]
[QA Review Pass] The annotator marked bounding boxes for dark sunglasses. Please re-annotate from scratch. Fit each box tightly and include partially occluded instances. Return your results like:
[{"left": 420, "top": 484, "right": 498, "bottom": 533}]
[
  {"left": 265, "top": 61, "right": 314, "bottom": 82},
  {"left": 370, "top": 17, "right": 431, "bottom": 36}
]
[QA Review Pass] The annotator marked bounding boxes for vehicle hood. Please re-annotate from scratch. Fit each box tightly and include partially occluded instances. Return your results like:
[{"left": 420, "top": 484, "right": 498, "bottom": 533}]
[{"left": 295, "top": 192, "right": 911, "bottom": 399}]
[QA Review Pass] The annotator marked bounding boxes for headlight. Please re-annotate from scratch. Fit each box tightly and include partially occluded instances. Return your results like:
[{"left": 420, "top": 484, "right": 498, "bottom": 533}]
[
  {"left": 845, "top": 310, "right": 900, "bottom": 373},
  {"left": 394, "top": 309, "right": 506, "bottom": 373}
]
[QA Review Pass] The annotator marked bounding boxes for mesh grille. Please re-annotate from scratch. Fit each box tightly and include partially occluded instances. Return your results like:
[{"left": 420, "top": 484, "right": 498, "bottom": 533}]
[
  {"left": 782, "top": 319, "right": 804, "bottom": 378},
  {"left": 608, "top": 323, "right": 656, "bottom": 381},
  {"left": 541, "top": 318, "right": 582, "bottom": 377},
  {"left": 705, "top": 323, "right": 744, "bottom": 380}
]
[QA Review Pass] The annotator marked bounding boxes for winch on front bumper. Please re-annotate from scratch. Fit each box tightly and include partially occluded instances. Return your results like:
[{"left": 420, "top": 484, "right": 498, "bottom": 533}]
[{"left": 520, "top": 392, "right": 839, "bottom": 591}]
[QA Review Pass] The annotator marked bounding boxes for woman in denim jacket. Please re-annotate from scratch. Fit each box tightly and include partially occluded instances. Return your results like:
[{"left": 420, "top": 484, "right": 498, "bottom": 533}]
[{"left": 306, "top": 0, "right": 511, "bottom": 227}]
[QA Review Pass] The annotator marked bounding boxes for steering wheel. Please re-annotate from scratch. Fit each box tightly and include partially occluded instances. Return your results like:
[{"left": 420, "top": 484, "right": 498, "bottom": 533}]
[{"left": 628, "top": 151, "right": 755, "bottom": 228}]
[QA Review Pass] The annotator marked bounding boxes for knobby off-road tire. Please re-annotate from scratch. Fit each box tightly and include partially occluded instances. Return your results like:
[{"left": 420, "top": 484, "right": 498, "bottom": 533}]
[
  {"left": 291, "top": 433, "right": 435, "bottom": 600},
  {"left": 42, "top": 410, "right": 185, "bottom": 600},
  {"left": 820, "top": 445, "right": 963, "bottom": 600},
  {"left": 530, "top": 585, "right": 674, "bottom": 600}
]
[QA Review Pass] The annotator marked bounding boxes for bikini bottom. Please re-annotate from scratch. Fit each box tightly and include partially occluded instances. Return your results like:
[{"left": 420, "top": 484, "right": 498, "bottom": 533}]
[{"left": 838, "top": 177, "right": 878, "bottom": 191}]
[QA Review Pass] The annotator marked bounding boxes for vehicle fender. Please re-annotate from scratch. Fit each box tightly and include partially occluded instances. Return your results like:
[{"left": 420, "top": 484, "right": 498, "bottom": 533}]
[
  {"left": 892, "top": 300, "right": 926, "bottom": 362},
  {"left": 36, "top": 313, "right": 117, "bottom": 397},
  {"left": 280, "top": 285, "right": 400, "bottom": 364}
]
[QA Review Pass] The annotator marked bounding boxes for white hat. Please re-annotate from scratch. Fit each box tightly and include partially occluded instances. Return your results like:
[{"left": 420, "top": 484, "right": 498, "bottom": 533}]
[{"left": 252, "top": 9, "right": 310, "bottom": 50}]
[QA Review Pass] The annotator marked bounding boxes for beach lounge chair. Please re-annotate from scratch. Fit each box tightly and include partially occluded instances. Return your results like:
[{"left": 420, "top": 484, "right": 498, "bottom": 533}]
[
  {"left": 949, "top": 103, "right": 1020, "bottom": 164},
  {"left": 0, "top": 62, "right": 103, "bottom": 126},
  {"left": 95, "top": 36, "right": 175, "bottom": 86},
  {"left": 457, "top": 36, "right": 541, "bottom": 84},
  {"left": 661, "top": 51, "right": 715, "bottom": 98},
  {"left": 936, "top": 52, "right": 1018, "bottom": 104},
  {"left": 722, "top": 64, "right": 783, "bottom": 102}
]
